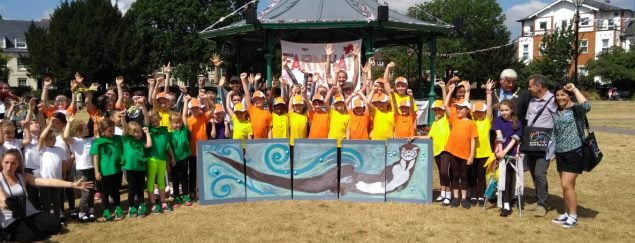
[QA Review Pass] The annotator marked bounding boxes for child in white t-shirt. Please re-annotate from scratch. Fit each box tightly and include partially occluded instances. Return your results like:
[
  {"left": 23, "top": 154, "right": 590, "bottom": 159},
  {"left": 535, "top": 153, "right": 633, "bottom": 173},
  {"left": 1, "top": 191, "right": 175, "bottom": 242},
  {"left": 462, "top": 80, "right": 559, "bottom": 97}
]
[
  {"left": 63, "top": 114, "right": 95, "bottom": 222},
  {"left": 38, "top": 117, "right": 66, "bottom": 217},
  {"left": 0, "top": 119, "right": 32, "bottom": 152}
]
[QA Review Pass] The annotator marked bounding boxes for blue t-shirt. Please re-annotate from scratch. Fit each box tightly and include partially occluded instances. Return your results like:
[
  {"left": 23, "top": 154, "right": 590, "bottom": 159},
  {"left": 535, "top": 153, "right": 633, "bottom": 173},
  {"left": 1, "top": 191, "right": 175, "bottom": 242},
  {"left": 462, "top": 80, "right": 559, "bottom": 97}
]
[{"left": 492, "top": 116, "right": 523, "bottom": 156}]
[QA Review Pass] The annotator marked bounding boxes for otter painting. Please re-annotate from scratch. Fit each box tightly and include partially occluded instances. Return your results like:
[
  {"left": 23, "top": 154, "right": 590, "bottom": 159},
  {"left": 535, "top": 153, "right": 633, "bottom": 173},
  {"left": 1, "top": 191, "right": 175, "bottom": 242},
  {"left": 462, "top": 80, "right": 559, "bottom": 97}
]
[{"left": 208, "top": 143, "right": 419, "bottom": 195}]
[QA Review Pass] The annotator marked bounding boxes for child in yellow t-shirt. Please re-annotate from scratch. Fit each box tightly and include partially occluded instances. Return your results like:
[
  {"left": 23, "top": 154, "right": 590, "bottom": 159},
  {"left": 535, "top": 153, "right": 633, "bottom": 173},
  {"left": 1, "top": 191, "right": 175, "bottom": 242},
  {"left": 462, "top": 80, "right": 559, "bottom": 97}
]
[
  {"left": 364, "top": 80, "right": 395, "bottom": 141},
  {"left": 225, "top": 102, "right": 252, "bottom": 148},
  {"left": 288, "top": 95, "right": 308, "bottom": 146},
  {"left": 271, "top": 97, "right": 289, "bottom": 139},
  {"left": 468, "top": 79, "right": 494, "bottom": 207},
  {"left": 327, "top": 94, "right": 350, "bottom": 147}
]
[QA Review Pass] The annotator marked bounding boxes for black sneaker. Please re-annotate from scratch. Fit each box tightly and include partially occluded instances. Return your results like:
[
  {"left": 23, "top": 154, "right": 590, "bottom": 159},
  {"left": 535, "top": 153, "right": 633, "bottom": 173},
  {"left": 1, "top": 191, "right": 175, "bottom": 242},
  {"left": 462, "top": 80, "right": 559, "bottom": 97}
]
[
  {"left": 470, "top": 198, "right": 477, "bottom": 206},
  {"left": 450, "top": 198, "right": 460, "bottom": 208},
  {"left": 500, "top": 208, "right": 512, "bottom": 217},
  {"left": 478, "top": 198, "right": 485, "bottom": 207},
  {"left": 461, "top": 199, "right": 471, "bottom": 209}
]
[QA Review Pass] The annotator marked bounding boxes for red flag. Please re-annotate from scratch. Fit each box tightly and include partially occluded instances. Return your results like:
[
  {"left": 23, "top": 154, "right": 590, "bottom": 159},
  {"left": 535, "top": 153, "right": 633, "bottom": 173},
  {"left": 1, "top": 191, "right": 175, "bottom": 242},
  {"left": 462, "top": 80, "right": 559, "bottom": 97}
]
[{"left": 292, "top": 54, "right": 300, "bottom": 70}]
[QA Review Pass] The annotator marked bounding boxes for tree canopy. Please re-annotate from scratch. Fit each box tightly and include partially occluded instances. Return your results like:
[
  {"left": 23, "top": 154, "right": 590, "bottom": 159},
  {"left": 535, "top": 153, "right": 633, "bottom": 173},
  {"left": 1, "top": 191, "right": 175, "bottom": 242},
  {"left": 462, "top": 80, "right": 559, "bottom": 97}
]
[{"left": 587, "top": 46, "right": 635, "bottom": 91}]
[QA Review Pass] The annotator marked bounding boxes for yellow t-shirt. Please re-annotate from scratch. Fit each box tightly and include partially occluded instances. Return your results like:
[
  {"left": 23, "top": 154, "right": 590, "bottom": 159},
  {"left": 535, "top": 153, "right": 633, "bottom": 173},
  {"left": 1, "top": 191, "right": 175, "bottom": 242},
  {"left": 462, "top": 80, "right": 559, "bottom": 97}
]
[
  {"left": 272, "top": 112, "right": 289, "bottom": 139},
  {"left": 394, "top": 93, "right": 417, "bottom": 114},
  {"left": 328, "top": 110, "right": 350, "bottom": 147},
  {"left": 474, "top": 118, "right": 492, "bottom": 158},
  {"left": 232, "top": 114, "right": 252, "bottom": 148},
  {"left": 289, "top": 111, "right": 308, "bottom": 146},
  {"left": 158, "top": 109, "right": 171, "bottom": 131},
  {"left": 370, "top": 107, "right": 395, "bottom": 141},
  {"left": 428, "top": 116, "right": 451, "bottom": 157}
]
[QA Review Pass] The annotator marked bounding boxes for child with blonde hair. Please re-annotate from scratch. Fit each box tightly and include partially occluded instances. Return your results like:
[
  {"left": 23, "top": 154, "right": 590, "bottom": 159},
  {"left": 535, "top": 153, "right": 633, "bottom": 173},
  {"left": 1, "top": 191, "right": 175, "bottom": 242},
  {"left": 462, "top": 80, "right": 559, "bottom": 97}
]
[{"left": 63, "top": 115, "right": 95, "bottom": 222}]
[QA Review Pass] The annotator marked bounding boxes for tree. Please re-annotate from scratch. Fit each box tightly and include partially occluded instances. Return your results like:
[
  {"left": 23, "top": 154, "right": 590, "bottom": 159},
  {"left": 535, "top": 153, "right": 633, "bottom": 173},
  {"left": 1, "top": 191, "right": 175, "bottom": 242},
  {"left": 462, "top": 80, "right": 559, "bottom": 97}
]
[
  {"left": 0, "top": 49, "right": 9, "bottom": 82},
  {"left": 518, "top": 25, "right": 575, "bottom": 89},
  {"left": 125, "top": 0, "right": 242, "bottom": 84},
  {"left": 587, "top": 46, "right": 635, "bottom": 91},
  {"left": 406, "top": 0, "right": 514, "bottom": 83},
  {"left": 24, "top": 0, "right": 147, "bottom": 87}
]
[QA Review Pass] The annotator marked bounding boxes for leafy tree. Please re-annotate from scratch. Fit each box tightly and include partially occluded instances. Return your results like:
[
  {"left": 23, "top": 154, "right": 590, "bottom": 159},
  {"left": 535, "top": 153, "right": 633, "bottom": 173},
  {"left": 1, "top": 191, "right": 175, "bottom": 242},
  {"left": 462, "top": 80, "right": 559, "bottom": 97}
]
[
  {"left": 24, "top": 0, "right": 145, "bottom": 85},
  {"left": 0, "top": 49, "right": 9, "bottom": 82},
  {"left": 587, "top": 46, "right": 635, "bottom": 91},
  {"left": 518, "top": 25, "right": 575, "bottom": 89},
  {"left": 125, "top": 0, "right": 242, "bottom": 84}
]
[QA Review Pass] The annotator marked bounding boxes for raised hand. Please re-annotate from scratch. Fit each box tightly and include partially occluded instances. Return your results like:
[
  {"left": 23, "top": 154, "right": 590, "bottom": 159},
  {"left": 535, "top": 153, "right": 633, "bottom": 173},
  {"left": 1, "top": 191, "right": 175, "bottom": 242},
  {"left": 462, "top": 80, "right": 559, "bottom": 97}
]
[
  {"left": 142, "top": 127, "right": 149, "bottom": 134},
  {"left": 447, "top": 83, "right": 456, "bottom": 93},
  {"left": 240, "top": 72, "right": 248, "bottom": 82},
  {"left": 72, "top": 177, "right": 94, "bottom": 191},
  {"left": 333, "top": 63, "right": 341, "bottom": 74},
  {"left": 386, "top": 62, "right": 395, "bottom": 70},
  {"left": 407, "top": 89, "right": 413, "bottom": 97},
  {"left": 163, "top": 62, "right": 172, "bottom": 73},
  {"left": 43, "top": 77, "right": 53, "bottom": 89},
  {"left": 281, "top": 55, "right": 288, "bottom": 68},
  {"left": 178, "top": 84, "right": 188, "bottom": 94},
  {"left": 116, "top": 76, "right": 124, "bottom": 86},
  {"left": 219, "top": 76, "right": 226, "bottom": 87},
  {"left": 352, "top": 44, "right": 360, "bottom": 58},
  {"left": 147, "top": 78, "right": 156, "bottom": 86},
  {"left": 20, "top": 120, "right": 30, "bottom": 128},
  {"left": 89, "top": 83, "right": 99, "bottom": 91},
  {"left": 564, "top": 83, "right": 577, "bottom": 91},
  {"left": 211, "top": 54, "right": 223, "bottom": 67},
  {"left": 248, "top": 73, "right": 255, "bottom": 85},
  {"left": 437, "top": 81, "right": 445, "bottom": 89},
  {"left": 74, "top": 72, "right": 84, "bottom": 84},
  {"left": 325, "top": 44, "right": 334, "bottom": 56},
  {"left": 183, "top": 94, "right": 192, "bottom": 103},
  {"left": 197, "top": 77, "right": 205, "bottom": 86},
  {"left": 254, "top": 73, "right": 262, "bottom": 82},
  {"left": 485, "top": 79, "right": 494, "bottom": 91},
  {"left": 67, "top": 114, "right": 75, "bottom": 123}
]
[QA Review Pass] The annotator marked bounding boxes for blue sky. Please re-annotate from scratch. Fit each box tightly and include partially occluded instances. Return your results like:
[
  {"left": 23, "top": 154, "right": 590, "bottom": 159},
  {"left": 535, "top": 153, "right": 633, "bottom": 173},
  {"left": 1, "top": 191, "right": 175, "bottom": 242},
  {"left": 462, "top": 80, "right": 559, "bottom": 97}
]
[{"left": 1, "top": 0, "right": 633, "bottom": 38}]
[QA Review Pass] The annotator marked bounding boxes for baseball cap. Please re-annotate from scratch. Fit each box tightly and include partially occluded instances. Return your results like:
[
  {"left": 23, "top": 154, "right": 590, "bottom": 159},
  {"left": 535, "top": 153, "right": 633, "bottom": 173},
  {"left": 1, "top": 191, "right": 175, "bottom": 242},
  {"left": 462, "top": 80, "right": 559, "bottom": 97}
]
[
  {"left": 374, "top": 78, "right": 384, "bottom": 85},
  {"left": 454, "top": 99, "right": 471, "bottom": 109},
  {"left": 273, "top": 97, "right": 285, "bottom": 106},
  {"left": 156, "top": 92, "right": 169, "bottom": 100},
  {"left": 233, "top": 103, "right": 246, "bottom": 112},
  {"left": 214, "top": 104, "right": 225, "bottom": 113},
  {"left": 399, "top": 100, "right": 411, "bottom": 107},
  {"left": 352, "top": 98, "right": 365, "bottom": 108},
  {"left": 252, "top": 90, "right": 265, "bottom": 99},
  {"left": 431, "top": 100, "right": 445, "bottom": 110},
  {"left": 472, "top": 101, "right": 487, "bottom": 112},
  {"left": 229, "top": 76, "right": 241, "bottom": 83},
  {"left": 291, "top": 95, "right": 304, "bottom": 105},
  {"left": 371, "top": 93, "right": 389, "bottom": 103},
  {"left": 188, "top": 98, "right": 205, "bottom": 109},
  {"left": 312, "top": 94, "right": 324, "bottom": 102},
  {"left": 395, "top": 76, "right": 408, "bottom": 85},
  {"left": 341, "top": 82, "right": 355, "bottom": 90},
  {"left": 333, "top": 95, "right": 345, "bottom": 104}
]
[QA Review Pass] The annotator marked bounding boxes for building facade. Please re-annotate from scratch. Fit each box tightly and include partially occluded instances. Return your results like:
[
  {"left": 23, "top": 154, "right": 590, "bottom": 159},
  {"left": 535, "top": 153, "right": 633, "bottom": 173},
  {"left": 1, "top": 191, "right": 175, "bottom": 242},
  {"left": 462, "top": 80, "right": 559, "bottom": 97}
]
[
  {"left": 0, "top": 19, "right": 49, "bottom": 90},
  {"left": 517, "top": 0, "right": 633, "bottom": 82}
]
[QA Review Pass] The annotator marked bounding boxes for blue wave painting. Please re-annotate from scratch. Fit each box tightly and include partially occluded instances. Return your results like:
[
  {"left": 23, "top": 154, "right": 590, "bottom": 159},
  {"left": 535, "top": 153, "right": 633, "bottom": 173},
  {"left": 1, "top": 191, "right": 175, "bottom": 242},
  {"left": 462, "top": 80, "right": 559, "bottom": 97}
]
[
  {"left": 245, "top": 139, "right": 292, "bottom": 201},
  {"left": 339, "top": 140, "right": 386, "bottom": 202},
  {"left": 292, "top": 139, "right": 338, "bottom": 200},
  {"left": 197, "top": 140, "right": 246, "bottom": 205},
  {"left": 385, "top": 139, "right": 433, "bottom": 204}
]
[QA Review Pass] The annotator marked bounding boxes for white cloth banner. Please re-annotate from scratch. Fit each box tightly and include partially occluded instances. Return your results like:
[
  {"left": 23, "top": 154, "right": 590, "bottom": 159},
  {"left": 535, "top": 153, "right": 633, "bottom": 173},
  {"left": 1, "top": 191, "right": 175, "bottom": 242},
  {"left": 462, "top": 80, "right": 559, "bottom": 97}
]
[{"left": 281, "top": 40, "right": 362, "bottom": 87}]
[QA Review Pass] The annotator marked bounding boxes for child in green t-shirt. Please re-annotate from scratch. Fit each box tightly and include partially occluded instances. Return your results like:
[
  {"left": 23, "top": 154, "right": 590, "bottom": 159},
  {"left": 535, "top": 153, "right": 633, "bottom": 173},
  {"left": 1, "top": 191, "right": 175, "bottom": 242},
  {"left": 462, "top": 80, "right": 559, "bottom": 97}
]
[
  {"left": 168, "top": 97, "right": 192, "bottom": 206},
  {"left": 90, "top": 118, "right": 124, "bottom": 221},
  {"left": 121, "top": 115, "right": 152, "bottom": 218},
  {"left": 146, "top": 110, "right": 175, "bottom": 213}
]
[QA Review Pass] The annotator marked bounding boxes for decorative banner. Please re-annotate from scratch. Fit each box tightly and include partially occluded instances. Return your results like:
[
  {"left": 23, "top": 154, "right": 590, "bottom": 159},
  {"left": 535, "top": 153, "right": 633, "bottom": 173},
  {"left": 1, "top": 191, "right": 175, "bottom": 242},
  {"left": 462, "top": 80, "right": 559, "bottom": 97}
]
[
  {"left": 292, "top": 139, "right": 339, "bottom": 200},
  {"left": 339, "top": 140, "right": 386, "bottom": 202},
  {"left": 245, "top": 139, "right": 292, "bottom": 201},
  {"left": 197, "top": 140, "right": 246, "bottom": 205},
  {"left": 385, "top": 139, "right": 433, "bottom": 204},
  {"left": 281, "top": 40, "right": 362, "bottom": 87}
]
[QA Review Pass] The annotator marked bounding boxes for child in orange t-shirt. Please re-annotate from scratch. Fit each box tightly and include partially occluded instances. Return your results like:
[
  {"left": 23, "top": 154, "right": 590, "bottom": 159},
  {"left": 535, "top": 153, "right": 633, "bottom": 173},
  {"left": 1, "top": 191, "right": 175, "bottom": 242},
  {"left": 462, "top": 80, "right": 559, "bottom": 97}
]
[
  {"left": 307, "top": 87, "right": 333, "bottom": 139},
  {"left": 184, "top": 97, "right": 212, "bottom": 200},
  {"left": 245, "top": 89, "right": 272, "bottom": 139},
  {"left": 393, "top": 90, "right": 416, "bottom": 139},
  {"left": 443, "top": 83, "right": 477, "bottom": 209},
  {"left": 346, "top": 91, "right": 370, "bottom": 140}
]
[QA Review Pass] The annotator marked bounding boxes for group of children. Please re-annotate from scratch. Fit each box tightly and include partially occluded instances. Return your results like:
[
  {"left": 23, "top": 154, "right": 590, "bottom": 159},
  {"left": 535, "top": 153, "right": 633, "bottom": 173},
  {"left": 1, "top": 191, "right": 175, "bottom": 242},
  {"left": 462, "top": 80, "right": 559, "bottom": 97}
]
[{"left": 0, "top": 46, "right": 525, "bottom": 223}]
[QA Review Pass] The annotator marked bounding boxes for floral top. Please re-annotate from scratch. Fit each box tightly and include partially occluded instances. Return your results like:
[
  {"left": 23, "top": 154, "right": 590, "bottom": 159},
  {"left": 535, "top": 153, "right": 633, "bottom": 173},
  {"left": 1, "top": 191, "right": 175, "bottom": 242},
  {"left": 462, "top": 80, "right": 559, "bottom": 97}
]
[{"left": 553, "top": 101, "right": 591, "bottom": 153}]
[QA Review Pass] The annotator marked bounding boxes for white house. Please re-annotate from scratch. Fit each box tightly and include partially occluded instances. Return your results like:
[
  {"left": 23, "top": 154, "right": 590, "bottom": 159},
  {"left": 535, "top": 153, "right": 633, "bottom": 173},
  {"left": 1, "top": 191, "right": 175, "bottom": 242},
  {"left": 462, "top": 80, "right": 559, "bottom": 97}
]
[{"left": 0, "top": 19, "right": 49, "bottom": 90}]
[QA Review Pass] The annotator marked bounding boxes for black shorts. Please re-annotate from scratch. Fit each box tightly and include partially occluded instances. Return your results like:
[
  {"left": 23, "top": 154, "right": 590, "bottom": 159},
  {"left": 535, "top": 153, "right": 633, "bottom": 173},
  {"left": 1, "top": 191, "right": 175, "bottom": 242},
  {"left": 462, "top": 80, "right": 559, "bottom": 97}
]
[{"left": 555, "top": 147, "right": 584, "bottom": 174}]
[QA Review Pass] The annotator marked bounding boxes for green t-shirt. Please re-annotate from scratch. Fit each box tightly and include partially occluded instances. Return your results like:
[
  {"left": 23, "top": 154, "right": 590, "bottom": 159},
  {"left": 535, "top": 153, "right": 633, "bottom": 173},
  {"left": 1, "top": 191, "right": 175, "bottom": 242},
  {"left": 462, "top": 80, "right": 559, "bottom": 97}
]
[
  {"left": 122, "top": 135, "right": 147, "bottom": 171},
  {"left": 148, "top": 126, "right": 170, "bottom": 161},
  {"left": 169, "top": 126, "right": 191, "bottom": 161},
  {"left": 89, "top": 135, "right": 123, "bottom": 176}
]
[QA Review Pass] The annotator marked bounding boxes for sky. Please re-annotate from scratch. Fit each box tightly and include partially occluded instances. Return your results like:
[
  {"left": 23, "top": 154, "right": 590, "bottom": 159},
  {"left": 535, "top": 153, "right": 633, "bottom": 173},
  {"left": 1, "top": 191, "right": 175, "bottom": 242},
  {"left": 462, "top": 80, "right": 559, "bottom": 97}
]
[{"left": 1, "top": 0, "right": 633, "bottom": 39}]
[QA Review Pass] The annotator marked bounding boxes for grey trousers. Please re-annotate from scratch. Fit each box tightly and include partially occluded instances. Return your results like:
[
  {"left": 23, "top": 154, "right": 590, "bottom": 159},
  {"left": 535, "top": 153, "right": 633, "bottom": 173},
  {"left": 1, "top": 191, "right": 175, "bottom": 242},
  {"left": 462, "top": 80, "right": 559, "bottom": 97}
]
[{"left": 525, "top": 153, "right": 550, "bottom": 206}]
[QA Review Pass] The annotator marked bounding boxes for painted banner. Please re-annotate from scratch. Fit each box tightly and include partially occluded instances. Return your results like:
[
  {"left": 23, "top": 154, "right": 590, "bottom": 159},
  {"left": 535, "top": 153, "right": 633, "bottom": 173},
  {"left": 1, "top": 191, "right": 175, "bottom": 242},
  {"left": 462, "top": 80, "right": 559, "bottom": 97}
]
[
  {"left": 281, "top": 40, "right": 362, "bottom": 87},
  {"left": 292, "top": 139, "right": 339, "bottom": 200},
  {"left": 244, "top": 139, "right": 292, "bottom": 201},
  {"left": 385, "top": 139, "right": 433, "bottom": 204},
  {"left": 197, "top": 140, "right": 246, "bottom": 205},
  {"left": 339, "top": 140, "right": 386, "bottom": 202}
]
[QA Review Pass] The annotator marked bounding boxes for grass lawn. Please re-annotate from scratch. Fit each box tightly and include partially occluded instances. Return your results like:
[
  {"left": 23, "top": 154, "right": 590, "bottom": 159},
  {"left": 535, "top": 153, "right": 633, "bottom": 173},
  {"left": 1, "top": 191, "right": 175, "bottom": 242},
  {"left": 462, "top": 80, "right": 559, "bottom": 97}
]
[
  {"left": 587, "top": 101, "right": 635, "bottom": 130},
  {"left": 50, "top": 102, "right": 634, "bottom": 242}
]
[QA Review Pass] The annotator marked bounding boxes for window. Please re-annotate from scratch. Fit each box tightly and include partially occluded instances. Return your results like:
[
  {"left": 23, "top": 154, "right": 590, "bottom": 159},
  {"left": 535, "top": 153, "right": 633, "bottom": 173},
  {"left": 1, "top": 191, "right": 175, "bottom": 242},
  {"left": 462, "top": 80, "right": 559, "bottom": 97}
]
[
  {"left": 539, "top": 43, "right": 546, "bottom": 56},
  {"left": 17, "top": 59, "right": 26, "bottom": 70},
  {"left": 561, "top": 20, "right": 567, "bottom": 29},
  {"left": 18, "top": 78, "right": 27, "bottom": 87},
  {"left": 578, "top": 67, "right": 588, "bottom": 77},
  {"left": 0, "top": 38, "right": 5, "bottom": 49},
  {"left": 580, "top": 17, "right": 589, "bottom": 26},
  {"left": 608, "top": 19, "right": 615, "bottom": 30},
  {"left": 580, "top": 40, "right": 588, "bottom": 53},
  {"left": 15, "top": 40, "right": 26, "bottom": 49},
  {"left": 539, "top": 22, "right": 547, "bottom": 30},
  {"left": 522, "top": 44, "right": 529, "bottom": 60},
  {"left": 602, "top": 39, "right": 610, "bottom": 51}
]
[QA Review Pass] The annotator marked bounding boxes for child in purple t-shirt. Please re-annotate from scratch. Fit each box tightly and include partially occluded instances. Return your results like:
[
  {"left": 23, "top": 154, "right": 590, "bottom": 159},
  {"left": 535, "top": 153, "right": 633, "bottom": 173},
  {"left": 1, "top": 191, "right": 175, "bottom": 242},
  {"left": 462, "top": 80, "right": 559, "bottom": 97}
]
[{"left": 492, "top": 100, "right": 523, "bottom": 217}]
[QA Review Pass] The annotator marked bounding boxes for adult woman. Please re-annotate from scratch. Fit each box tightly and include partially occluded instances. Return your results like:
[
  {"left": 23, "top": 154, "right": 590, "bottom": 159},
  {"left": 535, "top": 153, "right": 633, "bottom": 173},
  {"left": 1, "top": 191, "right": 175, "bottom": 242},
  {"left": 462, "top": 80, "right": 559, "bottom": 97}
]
[
  {"left": 0, "top": 149, "right": 92, "bottom": 241},
  {"left": 551, "top": 83, "right": 589, "bottom": 228}
]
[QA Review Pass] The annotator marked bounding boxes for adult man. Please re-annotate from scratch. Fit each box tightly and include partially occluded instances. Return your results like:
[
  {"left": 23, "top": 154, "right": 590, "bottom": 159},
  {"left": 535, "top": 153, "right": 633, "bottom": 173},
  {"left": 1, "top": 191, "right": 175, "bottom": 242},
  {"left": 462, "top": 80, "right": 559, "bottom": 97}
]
[
  {"left": 492, "top": 69, "right": 530, "bottom": 122},
  {"left": 523, "top": 74, "right": 557, "bottom": 217}
]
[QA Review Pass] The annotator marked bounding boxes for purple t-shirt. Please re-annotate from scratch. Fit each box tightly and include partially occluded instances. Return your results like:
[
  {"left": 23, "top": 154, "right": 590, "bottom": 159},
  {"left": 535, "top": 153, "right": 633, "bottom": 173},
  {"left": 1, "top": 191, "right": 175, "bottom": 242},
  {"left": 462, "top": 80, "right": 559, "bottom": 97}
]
[{"left": 492, "top": 116, "right": 523, "bottom": 156}]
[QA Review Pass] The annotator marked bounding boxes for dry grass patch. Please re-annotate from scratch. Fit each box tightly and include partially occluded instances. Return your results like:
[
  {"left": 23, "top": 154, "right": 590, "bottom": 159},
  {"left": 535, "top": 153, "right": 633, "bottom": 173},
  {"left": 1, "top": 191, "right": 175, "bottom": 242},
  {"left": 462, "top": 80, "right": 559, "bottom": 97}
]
[{"left": 587, "top": 101, "right": 635, "bottom": 130}]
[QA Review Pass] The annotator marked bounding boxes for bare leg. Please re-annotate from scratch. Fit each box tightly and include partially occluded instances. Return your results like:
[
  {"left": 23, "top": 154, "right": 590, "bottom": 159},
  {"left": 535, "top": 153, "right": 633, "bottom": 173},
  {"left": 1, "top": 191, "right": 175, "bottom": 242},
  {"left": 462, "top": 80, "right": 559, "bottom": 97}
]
[{"left": 561, "top": 172, "right": 578, "bottom": 215}]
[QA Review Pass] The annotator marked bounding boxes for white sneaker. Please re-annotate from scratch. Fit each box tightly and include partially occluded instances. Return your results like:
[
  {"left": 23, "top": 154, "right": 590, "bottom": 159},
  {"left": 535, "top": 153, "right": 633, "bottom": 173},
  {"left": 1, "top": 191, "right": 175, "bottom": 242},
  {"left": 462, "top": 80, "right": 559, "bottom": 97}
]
[
  {"left": 435, "top": 195, "right": 444, "bottom": 202},
  {"left": 552, "top": 213, "right": 568, "bottom": 225},
  {"left": 562, "top": 216, "right": 578, "bottom": 228},
  {"left": 442, "top": 198, "right": 451, "bottom": 206}
]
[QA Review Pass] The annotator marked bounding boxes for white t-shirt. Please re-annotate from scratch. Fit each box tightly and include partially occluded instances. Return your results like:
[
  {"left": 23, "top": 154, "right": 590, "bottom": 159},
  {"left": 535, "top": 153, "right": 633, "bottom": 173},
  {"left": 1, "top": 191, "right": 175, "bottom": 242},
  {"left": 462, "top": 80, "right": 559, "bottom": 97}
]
[
  {"left": 54, "top": 135, "right": 69, "bottom": 161},
  {"left": 69, "top": 137, "right": 94, "bottom": 170},
  {"left": 39, "top": 146, "right": 65, "bottom": 179},
  {"left": 0, "top": 174, "right": 39, "bottom": 229},
  {"left": 23, "top": 137, "right": 41, "bottom": 177},
  {"left": 115, "top": 126, "right": 123, "bottom": 136},
  {"left": 3, "top": 139, "right": 23, "bottom": 150}
]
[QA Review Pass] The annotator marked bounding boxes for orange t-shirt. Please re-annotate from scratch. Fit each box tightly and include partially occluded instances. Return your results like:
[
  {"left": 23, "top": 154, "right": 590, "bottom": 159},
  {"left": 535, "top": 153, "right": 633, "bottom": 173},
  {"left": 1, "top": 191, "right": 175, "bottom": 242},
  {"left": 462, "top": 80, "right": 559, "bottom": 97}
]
[
  {"left": 394, "top": 113, "right": 416, "bottom": 138},
  {"left": 43, "top": 106, "right": 76, "bottom": 118},
  {"left": 248, "top": 106, "right": 272, "bottom": 139},
  {"left": 187, "top": 112, "right": 212, "bottom": 154},
  {"left": 348, "top": 111, "right": 370, "bottom": 140},
  {"left": 308, "top": 110, "right": 330, "bottom": 138},
  {"left": 445, "top": 115, "right": 478, "bottom": 160}
]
